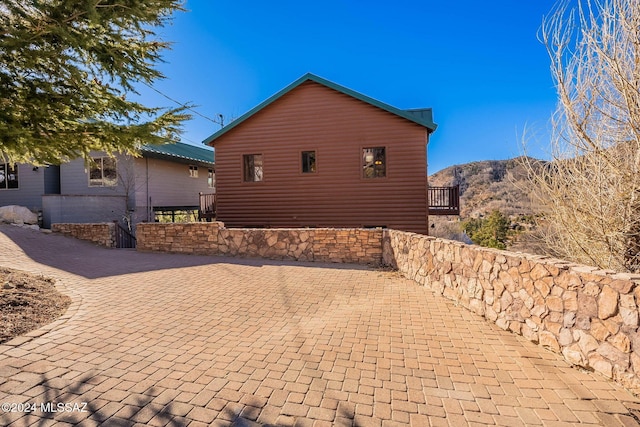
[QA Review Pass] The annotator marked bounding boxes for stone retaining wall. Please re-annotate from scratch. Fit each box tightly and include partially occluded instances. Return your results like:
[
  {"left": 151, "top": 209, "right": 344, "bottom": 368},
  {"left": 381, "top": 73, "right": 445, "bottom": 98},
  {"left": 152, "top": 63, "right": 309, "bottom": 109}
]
[
  {"left": 383, "top": 229, "right": 640, "bottom": 394},
  {"left": 136, "top": 222, "right": 383, "bottom": 264},
  {"left": 52, "top": 223, "right": 115, "bottom": 248}
]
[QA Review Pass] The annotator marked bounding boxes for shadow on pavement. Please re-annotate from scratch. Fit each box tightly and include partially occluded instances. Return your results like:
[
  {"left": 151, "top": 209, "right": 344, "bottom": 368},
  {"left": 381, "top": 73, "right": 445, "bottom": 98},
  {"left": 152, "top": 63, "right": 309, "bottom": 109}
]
[
  {"left": 0, "top": 225, "right": 368, "bottom": 280},
  {"left": 0, "top": 372, "right": 187, "bottom": 426},
  {"left": 0, "top": 372, "right": 362, "bottom": 426}
]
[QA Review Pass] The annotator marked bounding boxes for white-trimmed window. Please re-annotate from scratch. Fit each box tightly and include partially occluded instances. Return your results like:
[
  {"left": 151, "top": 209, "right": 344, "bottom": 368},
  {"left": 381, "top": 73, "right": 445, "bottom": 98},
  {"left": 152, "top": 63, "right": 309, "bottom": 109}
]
[
  {"left": 189, "top": 165, "right": 198, "bottom": 178},
  {"left": 0, "top": 163, "right": 18, "bottom": 189},
  {"left": 89, "top": 157, "right": 117, "bottom": 187}
]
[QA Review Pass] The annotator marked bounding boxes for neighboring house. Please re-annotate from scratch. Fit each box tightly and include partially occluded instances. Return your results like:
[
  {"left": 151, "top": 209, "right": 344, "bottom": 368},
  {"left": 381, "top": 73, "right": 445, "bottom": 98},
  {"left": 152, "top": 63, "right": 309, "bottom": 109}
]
[
  {"left": 0, "top": 142, "right": 215, "bottom": 228},
  {"left": 203, "top": 73, "right": 439, "bottom": 234}
]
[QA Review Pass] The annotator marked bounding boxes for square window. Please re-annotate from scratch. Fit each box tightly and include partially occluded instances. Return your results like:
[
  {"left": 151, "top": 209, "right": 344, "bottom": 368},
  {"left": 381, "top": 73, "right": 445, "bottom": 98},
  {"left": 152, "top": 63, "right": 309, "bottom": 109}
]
[
  {"left": 243, "top": 154, "right": 263, "bottom": 182},
  {"left": 189, "top": 165, "right": 198, "bottom": 178},
  {"left": 89, "top": 157, "right": 117, "bottom": 187},
  {"left": 362, "top": 147, "right": 386, "bottom": 178},
  {"left": 0, "top": 163, "right": 18, "bottom": 189},
  {"left": 302, "top": 151, "right": 316, "bottom": 173}
]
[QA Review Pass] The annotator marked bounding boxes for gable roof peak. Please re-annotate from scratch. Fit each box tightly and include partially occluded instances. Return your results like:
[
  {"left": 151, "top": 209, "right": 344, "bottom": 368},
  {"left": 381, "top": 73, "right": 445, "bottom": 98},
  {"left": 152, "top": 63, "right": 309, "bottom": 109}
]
[{"left": 203, "top": 73, "right": 436, "bottom": 146}]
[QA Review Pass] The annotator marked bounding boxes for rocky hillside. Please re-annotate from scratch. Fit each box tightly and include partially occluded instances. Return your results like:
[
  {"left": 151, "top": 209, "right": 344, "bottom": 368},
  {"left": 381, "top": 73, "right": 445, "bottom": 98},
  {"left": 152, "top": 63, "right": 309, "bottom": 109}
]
[
  {"left": 429, "top": 157, "right": 546, "bottom": 219},
  {"left": 428, "top": 157, "right": 548, "bottom": 251}
]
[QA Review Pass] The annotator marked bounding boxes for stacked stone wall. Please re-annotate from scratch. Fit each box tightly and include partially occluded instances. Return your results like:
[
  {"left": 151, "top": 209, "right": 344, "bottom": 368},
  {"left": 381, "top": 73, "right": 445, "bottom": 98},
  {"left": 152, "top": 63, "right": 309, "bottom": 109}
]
[
  {"left": 136, "top": 222, "right": 382, "bottom": 264},
  {"left": 52, "top": 223, "right": 115, "bottom": 248},
  {"left": 313, "top": 228, "right": 383, "bottom": 263},
  {"left": 136, "top": 222, "right": 221, "bottom": 255},
  {"left": 383, "top": 229, "right": 640, "bottom": 395}
]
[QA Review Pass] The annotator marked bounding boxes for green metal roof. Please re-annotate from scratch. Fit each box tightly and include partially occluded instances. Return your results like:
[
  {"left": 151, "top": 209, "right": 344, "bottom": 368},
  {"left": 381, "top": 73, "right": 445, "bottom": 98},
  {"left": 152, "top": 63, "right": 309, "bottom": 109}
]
[
  {"left": 203, "top": 73, "right": 437, "bottom": 146},
  {"left": 141, "top": 142, "right": 214, "bottom": 165}
]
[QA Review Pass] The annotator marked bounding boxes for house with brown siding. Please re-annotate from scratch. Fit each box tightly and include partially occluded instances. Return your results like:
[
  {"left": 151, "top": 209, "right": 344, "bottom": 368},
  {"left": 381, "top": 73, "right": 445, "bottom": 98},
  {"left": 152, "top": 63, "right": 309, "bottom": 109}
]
[{"left": 203, "top": 73, "right": 437, "bottom": 234}]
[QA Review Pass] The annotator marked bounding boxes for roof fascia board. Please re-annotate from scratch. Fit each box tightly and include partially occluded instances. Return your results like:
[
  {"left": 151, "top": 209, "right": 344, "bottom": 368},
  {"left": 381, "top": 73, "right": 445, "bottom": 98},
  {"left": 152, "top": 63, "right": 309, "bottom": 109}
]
[{"left": 141, "top": 144, "right": 215, "bottom": 166}]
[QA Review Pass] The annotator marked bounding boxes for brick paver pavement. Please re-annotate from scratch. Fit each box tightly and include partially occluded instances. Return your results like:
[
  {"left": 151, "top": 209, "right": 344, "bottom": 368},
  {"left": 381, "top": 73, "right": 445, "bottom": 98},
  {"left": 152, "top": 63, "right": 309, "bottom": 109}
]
[{"left": 0, "top": 225, "right": 640, "bottom": 426}]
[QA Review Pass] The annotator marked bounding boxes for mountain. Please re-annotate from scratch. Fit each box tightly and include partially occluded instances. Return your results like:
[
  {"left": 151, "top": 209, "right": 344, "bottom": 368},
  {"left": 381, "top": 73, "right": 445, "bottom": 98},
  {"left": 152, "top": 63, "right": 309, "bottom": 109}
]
[
  {"left": 429, "top": 157, "right": 546, "bottom": 219},
  {"left": 428, "top": 157, "right": 548, "bottom": 251}
]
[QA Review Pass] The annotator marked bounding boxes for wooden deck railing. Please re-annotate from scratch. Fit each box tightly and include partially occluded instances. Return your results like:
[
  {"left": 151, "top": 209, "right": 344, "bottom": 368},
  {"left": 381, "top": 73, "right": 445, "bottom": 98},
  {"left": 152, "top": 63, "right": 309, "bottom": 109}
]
[
  {"left": 198, "top": 192, "right": 216, "bottom": 221},
  {"left": 428, "top": 186, "right": 460, "bottom": 215}
]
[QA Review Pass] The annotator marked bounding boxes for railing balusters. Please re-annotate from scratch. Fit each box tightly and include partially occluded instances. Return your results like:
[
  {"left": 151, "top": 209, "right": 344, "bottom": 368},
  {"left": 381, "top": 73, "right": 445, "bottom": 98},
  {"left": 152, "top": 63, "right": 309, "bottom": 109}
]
[
  {"left": 113, "top": 220, "right": 137, "bottom": 248},
  {"left": 428, "top": 186, "right": 460, "bottom": 215},
  {"left": 198, "top": 193, "right": 216, "bottom": 221}
]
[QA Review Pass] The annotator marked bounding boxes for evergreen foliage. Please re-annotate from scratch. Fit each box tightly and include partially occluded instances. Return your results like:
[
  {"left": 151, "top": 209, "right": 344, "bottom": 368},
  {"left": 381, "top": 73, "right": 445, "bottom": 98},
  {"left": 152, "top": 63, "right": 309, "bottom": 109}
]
[
  {"left": 462, "top": 210, "right": 510, "bottom": 250},
  {"left": 0, "top": 0, "right": 189, "bottom": 164}
]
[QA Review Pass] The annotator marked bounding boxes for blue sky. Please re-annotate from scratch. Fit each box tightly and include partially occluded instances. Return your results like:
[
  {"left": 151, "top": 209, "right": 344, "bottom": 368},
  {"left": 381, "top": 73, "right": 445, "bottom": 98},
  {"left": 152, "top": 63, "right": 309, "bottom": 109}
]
[{"left": 138, "top": 0, "right": 559, "bottom": 173}]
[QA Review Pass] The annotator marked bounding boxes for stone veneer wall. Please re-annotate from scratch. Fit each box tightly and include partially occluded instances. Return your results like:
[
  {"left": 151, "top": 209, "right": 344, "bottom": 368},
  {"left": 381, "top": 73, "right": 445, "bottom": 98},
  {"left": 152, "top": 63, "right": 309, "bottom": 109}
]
[
  {"left": 52, "top": 223, "right": 115, "bottom": 248},
  {"left": 136, "top": 222, "right": 383, "bottom": 264},
  {"left": 383, "top": 229, "right": 640, "bottom": 395}
]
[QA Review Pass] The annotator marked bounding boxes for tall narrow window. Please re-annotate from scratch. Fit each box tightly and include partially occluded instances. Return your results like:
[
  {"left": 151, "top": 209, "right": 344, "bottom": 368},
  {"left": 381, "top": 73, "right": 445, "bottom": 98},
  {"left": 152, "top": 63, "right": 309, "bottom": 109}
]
[
  {"left": 208, "top": 169, "right": 215, "bottom": 188},
  {"left": 243, "top": 154, "right": 263, "bottom": 182},
  {"left": 362, "top": 147, "right": 386, "bottom": 178},
  {"left": 301, "top": 151, "right": 316, "bottom": 173},
  {"left": 0, "top": 163, "right": 18, "bottom": 189},
  {"left": 89, "top": 157, "right": 117, "bottom": 187},
  {"left": 189, "top": 165, "right": 198, "bottom": 178}
]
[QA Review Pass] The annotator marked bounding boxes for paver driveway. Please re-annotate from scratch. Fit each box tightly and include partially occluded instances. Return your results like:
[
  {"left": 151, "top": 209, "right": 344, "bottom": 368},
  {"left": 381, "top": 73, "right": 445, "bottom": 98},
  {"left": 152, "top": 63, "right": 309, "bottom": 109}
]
[{"left": 0, "top": 225, "right": 640, "bottom": 426}]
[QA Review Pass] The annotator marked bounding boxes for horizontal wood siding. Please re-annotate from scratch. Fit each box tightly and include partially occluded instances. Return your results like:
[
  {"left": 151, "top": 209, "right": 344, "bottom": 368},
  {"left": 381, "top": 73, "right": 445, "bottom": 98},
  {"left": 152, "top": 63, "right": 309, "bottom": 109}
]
[
  {"left": 214, "top": 81, "right": 429, "bottom": 234},
  {"left": 135, "top": 157, "right": 213, "bottom": 208},
  {"left": 60, "top": 152, "right": 129, "bottom": 196},
  {"left": 0, "top": 163, "right": 45, "bottom": 210}
]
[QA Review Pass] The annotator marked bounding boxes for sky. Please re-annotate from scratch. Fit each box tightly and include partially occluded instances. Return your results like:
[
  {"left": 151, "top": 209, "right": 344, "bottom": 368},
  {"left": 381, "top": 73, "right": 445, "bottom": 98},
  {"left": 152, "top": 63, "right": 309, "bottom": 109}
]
[{"left": 136, "top": 0, "right": 560, "bottom": 174}]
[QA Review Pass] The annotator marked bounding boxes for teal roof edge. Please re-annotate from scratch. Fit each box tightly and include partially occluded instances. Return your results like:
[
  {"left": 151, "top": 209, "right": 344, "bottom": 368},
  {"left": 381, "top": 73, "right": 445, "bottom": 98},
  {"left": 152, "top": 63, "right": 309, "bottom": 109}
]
[
  {"left": 202, "top": 73, "right": 437, "bottom": 145},
  {"left": 141, "top": 142, "right": 215, "bottom": 165}
]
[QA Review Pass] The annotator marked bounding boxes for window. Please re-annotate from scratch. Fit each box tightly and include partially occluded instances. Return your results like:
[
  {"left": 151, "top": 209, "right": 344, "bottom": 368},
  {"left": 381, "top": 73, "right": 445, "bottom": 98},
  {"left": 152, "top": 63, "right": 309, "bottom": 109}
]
[
  {"left": 89, "top": 157, "right": 117, "bottom": 187},
  {"left": 243, "top": 154, "right": 263, "bottom": 182},
  {"left": 362, "top": 147, "right": 386, "bottom": 178},
  {"left": 301, "top": 151, "right": 316, "bottom": 173},
  {"left": 0, "top": 163, "right": 18, "bottom": 189},
  {"left": 208, "top": 169, "right": 215, "bottom": 188},
  {"left": 189, "top": 165, "right": 198, "bottom": 178}
]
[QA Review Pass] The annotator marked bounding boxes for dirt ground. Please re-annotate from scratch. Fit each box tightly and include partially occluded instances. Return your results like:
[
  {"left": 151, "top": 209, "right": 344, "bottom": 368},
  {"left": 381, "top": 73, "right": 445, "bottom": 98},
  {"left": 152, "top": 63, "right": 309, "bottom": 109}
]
[{"left": 0, "top": 267, "right": 71, "bottom": 343}]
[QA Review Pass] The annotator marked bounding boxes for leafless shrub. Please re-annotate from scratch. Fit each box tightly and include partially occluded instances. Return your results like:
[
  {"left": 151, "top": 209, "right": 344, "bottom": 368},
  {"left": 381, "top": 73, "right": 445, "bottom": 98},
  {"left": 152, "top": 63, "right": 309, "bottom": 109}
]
[
  {"left": 429, "top": 217, "right": 472, "bottom": 243},
  {"left": 523, "top": 0, "right": 640, "bottom": 272}
]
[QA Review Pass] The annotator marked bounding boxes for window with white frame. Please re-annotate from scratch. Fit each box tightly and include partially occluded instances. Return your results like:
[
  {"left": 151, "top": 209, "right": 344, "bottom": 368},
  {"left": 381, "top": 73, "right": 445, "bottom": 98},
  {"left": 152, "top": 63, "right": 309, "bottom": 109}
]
[
  {"left": 89, "top": 157, "right": 117, "bottom": 187},
  {"left": 0, "top": 163, "right": 18, "bottom": 189},
  {"left": 189, "top": 165, "right": 198, "bottom": 178}
]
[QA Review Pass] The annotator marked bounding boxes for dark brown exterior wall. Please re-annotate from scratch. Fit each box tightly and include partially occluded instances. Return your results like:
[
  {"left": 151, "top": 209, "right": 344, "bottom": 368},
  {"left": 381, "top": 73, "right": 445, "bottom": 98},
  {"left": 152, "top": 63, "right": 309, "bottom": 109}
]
[{"left": 212, "top": 81, "right": 430, "bottom": 234}]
